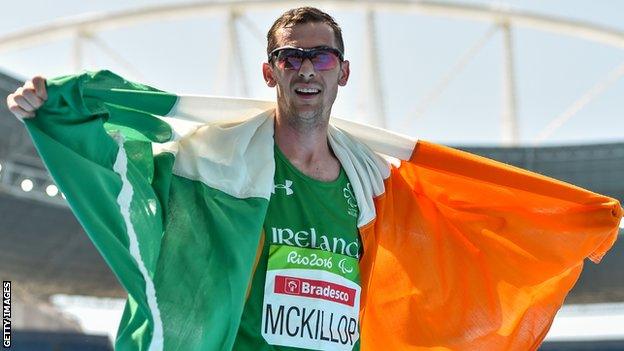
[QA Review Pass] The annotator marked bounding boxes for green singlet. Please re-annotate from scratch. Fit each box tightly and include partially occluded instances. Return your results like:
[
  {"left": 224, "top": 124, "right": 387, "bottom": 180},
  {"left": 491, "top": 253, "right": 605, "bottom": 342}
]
[{"left": 233, "top": 144, "right": 362, "bottom": 351}]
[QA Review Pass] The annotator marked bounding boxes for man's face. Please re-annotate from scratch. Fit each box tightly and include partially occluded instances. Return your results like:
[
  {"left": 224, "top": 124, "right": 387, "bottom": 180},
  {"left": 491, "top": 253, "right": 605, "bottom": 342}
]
[{"left": 263, "top": 22, "right": 350, "bottom": 129}]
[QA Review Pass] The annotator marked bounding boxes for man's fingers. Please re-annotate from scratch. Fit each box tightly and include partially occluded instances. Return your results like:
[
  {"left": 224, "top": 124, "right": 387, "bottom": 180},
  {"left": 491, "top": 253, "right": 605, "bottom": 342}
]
[
  {"left": 21, "top": 88, "right": 43, "bottom": 109},
  {"left": 31, "top": 76, "right": 48, "bottom": 100},
  {"left": 4, "top": 76, "right": 47, "bottom": 120},
  {"left": 10, "top": 106, "right": 35, "bottom": 119},
  {"left": 13, "top": 94, "right": 36, "bottom": 112},
  {"left": 6, "top": 95, "right": 35, "bottom": 119}
]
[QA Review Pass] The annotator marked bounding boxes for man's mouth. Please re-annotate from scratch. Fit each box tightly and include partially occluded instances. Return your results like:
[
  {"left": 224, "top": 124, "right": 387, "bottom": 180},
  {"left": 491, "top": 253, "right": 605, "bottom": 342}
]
[{"left": 294, "top": 87, "right": 321, "bottom": 97}]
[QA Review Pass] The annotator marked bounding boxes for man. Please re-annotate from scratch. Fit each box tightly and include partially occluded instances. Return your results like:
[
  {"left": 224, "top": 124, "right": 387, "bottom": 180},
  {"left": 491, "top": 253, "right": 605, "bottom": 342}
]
[
  {"left": 237, "top": 9, "right": 360, "bottom": 350},
  {"left": 6, "top": 7, "right": 622, "bottom": 351}
]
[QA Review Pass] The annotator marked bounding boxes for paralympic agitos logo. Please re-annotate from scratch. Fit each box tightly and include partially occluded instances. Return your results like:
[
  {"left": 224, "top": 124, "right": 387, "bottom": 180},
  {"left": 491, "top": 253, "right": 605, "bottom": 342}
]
[{"left": 270, "top": 227, "right": 360, "bottom": 258}]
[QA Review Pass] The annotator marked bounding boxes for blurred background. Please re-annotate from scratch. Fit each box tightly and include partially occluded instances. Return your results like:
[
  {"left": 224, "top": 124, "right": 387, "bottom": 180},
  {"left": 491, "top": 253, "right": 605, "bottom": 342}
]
[{"left": 0, "top": 0, "right": 623, "bottom": 350}]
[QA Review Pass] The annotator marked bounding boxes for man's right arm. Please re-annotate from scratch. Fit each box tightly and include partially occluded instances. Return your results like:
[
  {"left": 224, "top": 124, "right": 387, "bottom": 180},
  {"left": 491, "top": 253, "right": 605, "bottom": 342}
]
[
  {"left": 6, "top": 76, "right": 48, "bottom": 119},
  {"left": 5, "top": 72, "right": 176, "bottom": 349}
]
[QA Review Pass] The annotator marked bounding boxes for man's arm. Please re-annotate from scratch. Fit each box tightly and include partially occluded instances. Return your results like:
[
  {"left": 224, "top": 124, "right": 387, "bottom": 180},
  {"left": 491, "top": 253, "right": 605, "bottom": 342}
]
[{"left": 6, "top": 71, "right": 176, "bottom": 350}]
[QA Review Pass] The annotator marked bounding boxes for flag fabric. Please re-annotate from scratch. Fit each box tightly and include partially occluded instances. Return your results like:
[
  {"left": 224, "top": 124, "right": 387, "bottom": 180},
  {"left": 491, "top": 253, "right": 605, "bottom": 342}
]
[{"left": 25, "top": 70, "right": 622, "bottom": 350}]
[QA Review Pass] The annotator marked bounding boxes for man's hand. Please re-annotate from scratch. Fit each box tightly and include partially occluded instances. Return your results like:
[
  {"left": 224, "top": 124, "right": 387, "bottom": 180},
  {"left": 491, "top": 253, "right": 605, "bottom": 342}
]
[{"left": 5, "top": 76, "right": 48, "bottom": 119}]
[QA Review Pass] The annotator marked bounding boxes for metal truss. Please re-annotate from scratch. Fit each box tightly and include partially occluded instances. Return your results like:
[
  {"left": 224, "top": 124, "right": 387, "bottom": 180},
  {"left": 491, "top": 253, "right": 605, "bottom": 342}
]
[{"left": 2, "top": 1, "right": 624, "bottom": 146}]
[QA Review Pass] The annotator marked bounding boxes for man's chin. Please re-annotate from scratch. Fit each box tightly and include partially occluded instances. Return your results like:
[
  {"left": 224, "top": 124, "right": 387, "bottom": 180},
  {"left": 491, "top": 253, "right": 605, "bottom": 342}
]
[
  {"left": 294, "top": 108, "right": 323, "bottom": 120},
  {"left": 278, "top": 99, "right": 328, "bottom": 128},
  {"left": 291, "top": 103, "right": 323, "bottom": 117},
  {"left": 284, "top": 107, "right": 326, "bottom": 128}
]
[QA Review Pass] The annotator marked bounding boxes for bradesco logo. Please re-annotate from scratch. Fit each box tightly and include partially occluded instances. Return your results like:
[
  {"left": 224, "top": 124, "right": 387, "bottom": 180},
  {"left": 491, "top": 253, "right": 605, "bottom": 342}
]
[{"left": 274, "top": 275, "right": 356, "bottom": 307}]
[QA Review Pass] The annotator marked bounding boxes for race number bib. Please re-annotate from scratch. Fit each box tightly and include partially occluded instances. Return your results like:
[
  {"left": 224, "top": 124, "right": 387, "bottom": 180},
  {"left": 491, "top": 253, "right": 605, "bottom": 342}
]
[{"left": 261, "top": 245, "right": 361, "bottom": 350}]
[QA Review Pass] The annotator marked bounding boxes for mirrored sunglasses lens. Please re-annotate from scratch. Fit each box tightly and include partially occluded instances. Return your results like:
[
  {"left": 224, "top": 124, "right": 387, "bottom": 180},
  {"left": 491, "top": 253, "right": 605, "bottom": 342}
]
[
  {"left": 276, "top": 50, "right": 303, "bottom": 70},
  {"left": 311, "top": 52, "right": 339, "bottom": 70}
]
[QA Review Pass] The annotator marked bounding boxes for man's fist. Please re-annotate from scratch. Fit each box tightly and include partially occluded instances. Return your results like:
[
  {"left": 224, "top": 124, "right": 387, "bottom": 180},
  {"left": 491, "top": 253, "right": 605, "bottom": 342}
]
[{"left": 5, "top": 76, "right": 48, "bottom": 119}]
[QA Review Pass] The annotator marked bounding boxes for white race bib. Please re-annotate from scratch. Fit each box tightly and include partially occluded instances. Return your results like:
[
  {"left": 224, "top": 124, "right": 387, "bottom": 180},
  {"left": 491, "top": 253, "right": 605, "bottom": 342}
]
[{"left": 261, "top": 245, "right": 361, "bottom": 350}]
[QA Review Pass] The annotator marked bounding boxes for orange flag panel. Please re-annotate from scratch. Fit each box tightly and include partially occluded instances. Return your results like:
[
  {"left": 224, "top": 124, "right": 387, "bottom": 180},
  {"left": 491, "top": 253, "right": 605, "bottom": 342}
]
[{"left": 359, "top": 141, "right": 621, "bottom": 350}]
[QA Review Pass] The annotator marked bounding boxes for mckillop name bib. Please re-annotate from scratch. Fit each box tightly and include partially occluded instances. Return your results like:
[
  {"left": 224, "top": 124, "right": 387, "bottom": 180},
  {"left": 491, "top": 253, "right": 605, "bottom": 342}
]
[{"left": 261, "top": 245, "right": 361, "bottom": 350}]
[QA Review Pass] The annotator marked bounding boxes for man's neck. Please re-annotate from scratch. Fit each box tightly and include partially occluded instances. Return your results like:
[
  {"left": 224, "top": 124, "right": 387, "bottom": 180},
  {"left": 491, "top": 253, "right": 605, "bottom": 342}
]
[{"left": 274, "top": 109, "right": 341, "bottom": 182}]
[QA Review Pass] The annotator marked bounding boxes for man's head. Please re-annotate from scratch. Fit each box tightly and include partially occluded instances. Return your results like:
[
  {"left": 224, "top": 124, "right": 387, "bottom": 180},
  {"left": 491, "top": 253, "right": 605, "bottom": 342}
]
[
  {"left": 266, "top": 7, "right": 345, "bottom": 56},
  {"left": 262, "top": 7, "right": 350, "bottom": 130}
]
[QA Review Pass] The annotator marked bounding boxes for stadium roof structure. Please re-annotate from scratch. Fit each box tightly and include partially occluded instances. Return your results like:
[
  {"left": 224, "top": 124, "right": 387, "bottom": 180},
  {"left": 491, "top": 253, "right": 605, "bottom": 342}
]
[
  {"left": 1, "top": 70, "right": 623, "bottom": 303},
  {"left": 2, "top": 1, "right": 624, "bottom": 146}
]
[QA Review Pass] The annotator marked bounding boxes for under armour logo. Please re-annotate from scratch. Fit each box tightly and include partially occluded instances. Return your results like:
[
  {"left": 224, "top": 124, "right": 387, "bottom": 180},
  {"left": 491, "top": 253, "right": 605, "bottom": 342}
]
[{"left": 272, "top": 180, "right": 294, "bottom": 195}]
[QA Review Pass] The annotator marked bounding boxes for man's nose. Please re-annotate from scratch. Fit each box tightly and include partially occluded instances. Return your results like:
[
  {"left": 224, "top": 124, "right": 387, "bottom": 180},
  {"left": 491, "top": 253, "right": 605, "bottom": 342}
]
[{"left": 298, "top": 58, "right": 315, "bottom": 80}]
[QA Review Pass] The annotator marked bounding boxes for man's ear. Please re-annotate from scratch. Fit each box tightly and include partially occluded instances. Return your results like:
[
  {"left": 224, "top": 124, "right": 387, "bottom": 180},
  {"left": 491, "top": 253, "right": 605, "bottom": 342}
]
[
  {"left": 263, "top": 62, "right": 277, "bottom": 87},
  {"left": 338, "top": 60, "right": 350, "bottom": 86}
]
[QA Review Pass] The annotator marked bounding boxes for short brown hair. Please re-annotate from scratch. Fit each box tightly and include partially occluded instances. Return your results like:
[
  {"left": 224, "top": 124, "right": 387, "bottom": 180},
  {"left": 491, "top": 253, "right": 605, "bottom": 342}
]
[{"left": 266, "top": 7, "right": 345, "bottom": 56}]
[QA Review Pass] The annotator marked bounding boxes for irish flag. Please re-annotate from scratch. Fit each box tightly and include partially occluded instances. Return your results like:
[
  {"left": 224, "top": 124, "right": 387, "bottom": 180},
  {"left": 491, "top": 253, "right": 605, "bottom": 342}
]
[{"left": 25, "top": 70, "right": 622, "bottom": 350}]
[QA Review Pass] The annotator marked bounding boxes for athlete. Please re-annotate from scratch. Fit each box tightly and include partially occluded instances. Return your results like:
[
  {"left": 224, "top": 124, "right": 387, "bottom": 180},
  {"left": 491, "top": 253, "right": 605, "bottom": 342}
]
[
  {"left": 7, "top": 7, "right": 363, "bottom": 351},
  {"left": 237, "top": 9, "right": 361, "bottom": 349}
]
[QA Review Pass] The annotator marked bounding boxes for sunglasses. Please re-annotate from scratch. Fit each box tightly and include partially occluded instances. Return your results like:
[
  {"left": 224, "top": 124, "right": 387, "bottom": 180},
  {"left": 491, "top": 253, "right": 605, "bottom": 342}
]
[{"left": 268, "top": 46, "right": 344, "bottom": 71}]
